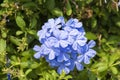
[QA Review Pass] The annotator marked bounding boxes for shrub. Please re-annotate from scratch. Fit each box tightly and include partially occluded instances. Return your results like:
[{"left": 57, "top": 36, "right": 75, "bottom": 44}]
[{"left": 0, "top": 0, "right": 120, "bottom": 80}]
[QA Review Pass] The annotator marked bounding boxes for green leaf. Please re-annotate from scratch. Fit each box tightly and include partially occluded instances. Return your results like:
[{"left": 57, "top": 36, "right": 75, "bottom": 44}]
[
  {"left": 110, "top": 67, "right": 118, "bottom": 75},
  {"left": 91, "top": 18, "right": 97, "bottom": 28},
  {"left": 27, "top": 30, "right": 38, "bottom": 39},
  {"left": 10, "top": 36, "right": 21, "bottom": 46},
  {"left": 2, "top": 32, "right": 7, "bottom": 38},
  {"left": 16, "top": 31, "right": 24, "bottom": 36},
  {"left": 116, "top": 21, "right": 120, "bottom": 27},
  {"left": 27, "top": 30, "right": 37, "bottom": 36},
  {"left": 86, "top": 32, "right": 97, "bottom": 40},
  {"left": 46, "top": 0, "right": 55, "bottom": 11},
  {"left": 86, "top": 0, "right": 93, "bottom": 4},
  {"left": 25, "top": 69, "right": 32, "bottom": 76},
  {"left": 20, "top": 62, "right": 29, "bottom": 68},
  {"left": 51, "top": 8, "right": 63, "bottom": 16},
  {"left": 109, "top": 53, "right": 119, "bottom": 66},
  {"left": 21, "top": 49, "right": 33, "bottom": 57},
  {"left": 0, "top": 39, "right": 6, "bottom": 53},
  {"left": 29, "top": 17, "right": 37, "bottom": 29},
  {"left": 97, "top": 65, "right": 108, "bottom": 72},
  {"left": 16, "top": 15, "right": 26, "bottom": 31},
  {"left": 30, "top": 62, "right": 39, "bottom": 69},
  {"left": 66, "top": 0, "right": 72, "bottom": 16},
  {"left": 23, "top": 2, "right": 37, "bottom": 8},
  {"left": 64, "top": 75, "right": 72, "bottom": 80},
  {"left": 88, "top": 71, "right": 96, "bottom": 80}
]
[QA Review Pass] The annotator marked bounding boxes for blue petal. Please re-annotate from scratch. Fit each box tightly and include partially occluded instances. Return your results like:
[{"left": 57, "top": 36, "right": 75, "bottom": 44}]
[
  {"left": 37, "top": 30, "right": 46, "bottom": 42},
  {"left": 48, "top": 19, "right": 55, "bottom": 27},
  {"left": 64, "top": 60, "right": 71, "bottom": 66},
  {"left": 66, "top": 18, "right": 73, "bottom": 26},
  {"left": 33, "top": 45, "right": 41, "bottom": 51},
  {"left": 72, "top": 42, "right": 77, "bottom": 50},
  {"left": 69, "top": 29, "right": 79, "bottom": 36},
  {"left": 77, "top": 44, "right": 88, "bottom": 54},
  {"left": 77, "top": 37, "right": 87, "bottom": 46},
  {"left": 59, "top": 30, "right": 68, "bottom": 39},
  {"left": 68, "top": 60, "right": 75, "bottom": 71},
  {"left": 53, "top": 29, "right": 60, "bottom": 38},
  {"left": 57, "top": 53, "right": 64, "bottom": 62},
  {"left": 63, "top": 53, "right": 70, "bottom": 61},
  {"left": 37, "top": 30, "right": 43, "bottom": 36},
  {"left": 73, "top": 19, "right": 78, "bottom": 23},
  {"left": 63, "top": 26, "right": 72, "bottom": 32},
  {"left": 57, "top": 65, "right": 70, "bottom": 74},
  {"left": 49, "top": 50, "right": 55, "bottom": 60},
  {"left": 84, "top": 55, "right": 90, "bottom": 64},
  {"left": 85, "top": 49, "right": 96, "bottom": 58},
  {"left": 77, "top": 55, "right": 84, "bottom": 63},
  {"left": 43, "top": 47, "right": 51, "bottom": 55},
  {"left": 71, "top": 52, "right": 77, "bottom": 59},
  {"left": 42, "top": 23, "right": 50, "bottom": 29},
  {"left": 34, "top": 52, "right": 41, "bottom": 59},
  {"left": 88, "top": 40, "right": 96, "bottom": 48},
  {"left": 60, "top": 40, "right": 69, "bottom": 48},
  {"left": 57, "top": 65, "right": 64, "bottom": 74},
  {"left": 49, "top": 60, "right": 60, "bottom": 67},
  {"left": 75, "top": 62, "right": 83, "bottom": 71},
  {"left": 75, "top": 22, "right": 83, "bottom": 28},
  {"left": 64, "top": 67, "right": 70, "bottom": 74},
  {"left": 68, "top": 36, "right": 74, "bottom": 45},
  {"left": 55, "top": 17, "right": 61, "bottom": 25},
  {"left": 45, "top": 37, "right": 58, "bottom": 47},
  {"left": 53, "top": 48, "right": 60, "bottom": 56}
]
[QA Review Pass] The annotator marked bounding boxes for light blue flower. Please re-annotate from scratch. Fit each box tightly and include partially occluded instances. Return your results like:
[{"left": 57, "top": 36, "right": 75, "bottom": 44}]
[
  {"left": 68, "top": 52, "right": 84, "bottom": 71},
  {"left": 52, "top": 30, "right": 69, "bottom": 48},
  {"left": 57, "top": 52, "right": 70, "bottom": 62},
  {"left": 57, "top": 60, "right": 71, "bottom": 74},
  {"left": 65, "top": 18, "right": 83, "bottom": 28},
  {"left": 33, "top": 17, "right": 96, "bottom": 74},
  {"left": 72, "top": 33, "right": 87, "bottom": 50},
  {"left": 33, "top": 45, "right": 45, "bottom": 59},
  {"left": 77, "top": 49, "right": 96, "bottom": 64},
  {"left": 77, "top": 40, "right": 96, "bottom": 64}
]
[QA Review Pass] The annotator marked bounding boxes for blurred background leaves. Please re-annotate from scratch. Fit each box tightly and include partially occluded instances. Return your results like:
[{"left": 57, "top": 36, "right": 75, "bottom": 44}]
[{"left": 0, "top": 0, "right": 120, "bottom": 80}]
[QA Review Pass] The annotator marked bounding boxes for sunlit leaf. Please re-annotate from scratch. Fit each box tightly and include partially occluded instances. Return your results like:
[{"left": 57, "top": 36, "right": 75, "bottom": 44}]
[
  {"left": 16, "top": 15, "right": 26, "bottom": 31},
  {"left": 66, "top": 0, "right": 72, "bottom": 16},
  {"left": 51, "top": 8, "right": 63, "bottom": 16},
  {"left": 86, "top": 32, "right": 97, "bottom": 40},
  {"left": 110, "top": 67, "right": 118, "bottom": 75},
  {"left": 0, "top": 39, "right": 6, "bottom": 53}
]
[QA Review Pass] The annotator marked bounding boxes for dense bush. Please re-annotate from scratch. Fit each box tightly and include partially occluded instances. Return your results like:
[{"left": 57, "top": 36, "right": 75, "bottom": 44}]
[{"left": 0, "top": 0, "right": 120, "bottom": 80}]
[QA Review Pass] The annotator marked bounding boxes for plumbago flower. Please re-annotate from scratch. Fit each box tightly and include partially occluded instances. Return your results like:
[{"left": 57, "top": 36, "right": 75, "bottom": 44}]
[{"left": 33, "top": 17, "right": 96, "bottom": 74}]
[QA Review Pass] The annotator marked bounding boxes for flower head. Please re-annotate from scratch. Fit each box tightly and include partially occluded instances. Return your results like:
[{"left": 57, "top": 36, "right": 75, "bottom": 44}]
[{"left": 33, "top": 17, "right": 96, "bottom": 74}]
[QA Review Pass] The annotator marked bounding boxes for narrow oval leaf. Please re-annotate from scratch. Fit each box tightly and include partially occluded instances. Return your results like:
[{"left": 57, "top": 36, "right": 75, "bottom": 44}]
[
  {"left": 97, "top": 65, "right": 108, "bottom": 72},
  {"left": 86, "top": 32, "right": 97, "bottom": 40},
  {"left": 91, "top": 18, "right": 97, "bottom": 28},
  {"left": 16, "top": 15, "right": 26, "bottom": 31},
  {"left": 16, "top": 31, "right": 24, "bottom": 36},
  {"left": 25, "top": 69, "right": 32, "bottom": 76},
  {"left": 10, "top": 36, "right": 21, "bottom": 46},
  {"left": 0, "top": 39, "right": 6, "bottom": 53},
  {"left": 51, "top": 8, "right": 63, "bottom": 16},
  {"left": 66, "top": 0, "right": 72, "bottom": 16},
  {"left": 110, "top": 67, "right": 118, "bottom": 75},
  {"left": 46, "top": 0, "right": 55, "bottom": 11},
  {"left": 29, "top": 17, "right": 37, "bottom": 28}
]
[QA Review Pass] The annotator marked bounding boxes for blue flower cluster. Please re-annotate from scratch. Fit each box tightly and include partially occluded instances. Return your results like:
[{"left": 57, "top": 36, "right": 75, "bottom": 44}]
[{"left": 33, "top": 17, "right": 96, "bottom": 74}]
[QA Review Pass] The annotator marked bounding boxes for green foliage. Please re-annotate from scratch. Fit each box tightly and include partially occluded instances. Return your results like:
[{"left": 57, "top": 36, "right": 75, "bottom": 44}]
[{"left": 0, "top": 0, "right": 120, "bottom": 80}]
